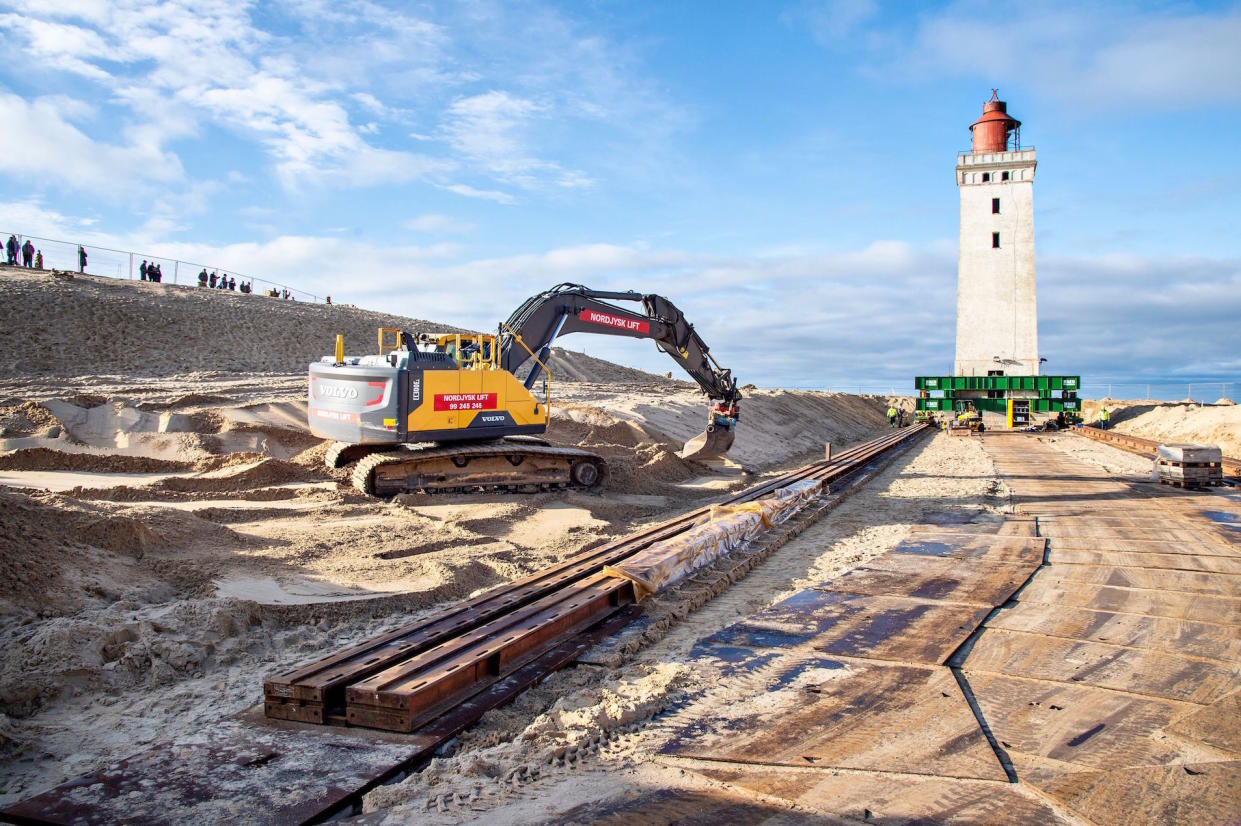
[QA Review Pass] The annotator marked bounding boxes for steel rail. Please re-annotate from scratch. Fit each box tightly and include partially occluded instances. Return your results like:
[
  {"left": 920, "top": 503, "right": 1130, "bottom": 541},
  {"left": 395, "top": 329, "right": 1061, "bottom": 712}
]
[{"left": 265, "top": 425, "right": 928, "bottom": 726}]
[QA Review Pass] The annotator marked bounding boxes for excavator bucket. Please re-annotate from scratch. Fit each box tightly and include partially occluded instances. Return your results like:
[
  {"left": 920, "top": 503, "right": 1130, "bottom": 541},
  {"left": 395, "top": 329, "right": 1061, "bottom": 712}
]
[{"left": 681, "top": 425, "right": 735, "bottom": 461}]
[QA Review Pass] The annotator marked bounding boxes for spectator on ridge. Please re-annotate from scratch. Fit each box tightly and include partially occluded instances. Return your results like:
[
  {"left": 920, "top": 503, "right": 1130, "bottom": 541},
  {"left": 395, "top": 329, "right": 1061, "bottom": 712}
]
[
  {"left": 228, "top": 276, "right": 236, "bottom": 291},
  {"left": 21, "top": 238, "right": 34, "bottom": 268},
  {"left": 34, "top": 250, "right": 43, "bottom": 270},
  {"left": 198, "top": 268, "right": 208, "bottom": 287},
  {"left": 77, "top": 245, "right": 87, "bottom": 273},
  {"left": 209, "top": 271, "right": 218, "bottom": 288},
  {"left": 140, "top": 260, "right": 149, "bottom": 281},
  {"left": 5, "top": 235, "right": 16, "bottom": 265},
  {"left": 154, "top": 263, "right": 163, "bottom": 283}
]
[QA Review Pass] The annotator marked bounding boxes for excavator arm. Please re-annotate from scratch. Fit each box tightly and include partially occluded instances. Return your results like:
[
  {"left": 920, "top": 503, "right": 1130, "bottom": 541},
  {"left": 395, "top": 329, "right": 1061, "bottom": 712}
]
[{"left": 498, "top": 283, "right": 741, "bottom": 460}]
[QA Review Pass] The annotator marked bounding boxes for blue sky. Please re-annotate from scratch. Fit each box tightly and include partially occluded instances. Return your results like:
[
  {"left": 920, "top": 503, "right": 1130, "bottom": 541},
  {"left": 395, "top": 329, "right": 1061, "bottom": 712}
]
[{"left": 1, "top": 1, "right": 1239, "bottom": 397}]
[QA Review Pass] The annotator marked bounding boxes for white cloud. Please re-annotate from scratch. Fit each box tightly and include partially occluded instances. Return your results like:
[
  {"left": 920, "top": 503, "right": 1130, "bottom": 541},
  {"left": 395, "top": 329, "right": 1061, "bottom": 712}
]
[
  {"left": 0, "top": 14, "right": 115, "bottom": 79},
  {"left": 816, "top": 3, "right": 1241, "bottom": 108},
  {"left": 404, "top": 213, "right": 475, "bottom": 234},
  {"left": 440, "top": 183, "right": 516, "bottom": 205},
  {"left": 0, "top": 94, "right": 183, "bottom": 192},
  {"left": 441, "top": 90, "right": 592, "bottom": 190}
]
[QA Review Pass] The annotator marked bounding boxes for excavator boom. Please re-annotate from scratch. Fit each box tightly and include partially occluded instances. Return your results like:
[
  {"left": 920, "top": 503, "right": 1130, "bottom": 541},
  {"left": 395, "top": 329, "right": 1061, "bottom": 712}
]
[{"left": 498, "top": 284, "right": 742, "bottom": 460}]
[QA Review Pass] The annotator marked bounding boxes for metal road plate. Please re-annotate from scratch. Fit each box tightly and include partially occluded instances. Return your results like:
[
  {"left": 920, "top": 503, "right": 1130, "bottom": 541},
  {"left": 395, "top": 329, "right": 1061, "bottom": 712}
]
[
  {"left": 547, "top": 786, "right": 813, "bottom": 826},
  {"left": 909, "top": 519, "right": 1038, "bottom": 537},
  {"left": 985, "top": 602, "right": 1241, "bottom": 662},
  {"left": 825, "top": 553, "right": 1037, "bottom": 606},
  {"left": 956, "top": 628, "right": 1241, "bottom": 704},
  {"left": 1040, "top": 564, "right": 1241, "bottom": 597},
  {"left": 1050, "top": 548, "right": 1241, "bottom": 573},
  {"left": 683, "top": 763, "right": 1073, "bottom": 825},
  {"left": 1017, "top": 579, "right": 1241, "bottom": 625},
  {"left": 0, "top": 717, "right": 433, "bottom": 826},
  {"left": 1041, "top": 537, "right": 1240, "bottom": 557},
  {"left": 1168, "top": 691, "right": 1241, "bottom": 754},
  {"left": 693, "top": 590, "right": 992, "bottom": 666},
  {"left": 1024, "top": 759, "right": 1241, "bottom": 826},
  {"left": 1038, "top": 515, "right": 1196, "bottom": 527},
  {"left": 662, "top": 658, "right": 1007, "bottom": 782},
  {"left": 1046, "top": 526, "right": 1217, "bottom": 543},
  {"left": 962, "top": 671, "right": 1192, "bottom": 771},
  {"left": 891, "top": 534, "right": 1045, "bottom": 566}
]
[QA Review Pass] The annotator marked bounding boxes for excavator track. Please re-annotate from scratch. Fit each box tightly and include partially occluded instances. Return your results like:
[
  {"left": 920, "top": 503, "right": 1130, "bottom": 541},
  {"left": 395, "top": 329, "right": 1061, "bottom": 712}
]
[
  {"left": 352, "top": 440, "right": 609, "bottom": 496},
  {"left": 324, "top": 441, "right": 396, "bottom": 470}
]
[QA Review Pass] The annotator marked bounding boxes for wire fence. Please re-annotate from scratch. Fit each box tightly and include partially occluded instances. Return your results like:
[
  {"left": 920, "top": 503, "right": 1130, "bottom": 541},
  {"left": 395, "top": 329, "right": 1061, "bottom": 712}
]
[
  {"left": 1077, "top": 383, "right": 1236, "bottom": 403},
  {"left": 763, "top": 381, "right": 1238, "bottom": 402},
  {"left": 3, "top": 231, "right": 324, "bottom": 303}
]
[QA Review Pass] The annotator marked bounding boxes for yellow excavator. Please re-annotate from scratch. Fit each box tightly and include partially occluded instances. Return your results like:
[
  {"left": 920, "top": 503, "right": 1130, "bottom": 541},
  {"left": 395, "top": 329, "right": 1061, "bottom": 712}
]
[{"left": 309, "top": 284, "right": 742, "bottom": 495}]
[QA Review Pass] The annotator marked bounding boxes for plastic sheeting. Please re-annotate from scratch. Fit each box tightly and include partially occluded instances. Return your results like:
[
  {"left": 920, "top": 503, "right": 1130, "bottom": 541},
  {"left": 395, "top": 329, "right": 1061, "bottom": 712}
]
[{"left": 605, "top": 479, "right": 824, "bottom": 601}]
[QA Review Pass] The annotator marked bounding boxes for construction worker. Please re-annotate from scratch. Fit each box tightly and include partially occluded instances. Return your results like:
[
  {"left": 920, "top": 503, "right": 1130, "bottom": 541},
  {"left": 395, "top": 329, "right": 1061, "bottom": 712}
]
[
  {"left": 886, "top": 405, "right": 898, "bottom": 429},
  {"left": 1099, "top": 406, "right": 1110, "bottom": 430},
  {"left": 897, "top": 408, "right": 905, "bottom": 427}
]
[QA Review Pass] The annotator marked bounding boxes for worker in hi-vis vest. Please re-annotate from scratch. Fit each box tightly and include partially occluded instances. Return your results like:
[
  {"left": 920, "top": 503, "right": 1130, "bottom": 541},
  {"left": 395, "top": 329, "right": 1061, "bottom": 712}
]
[
  {"left": 886, "top": 406, "right": 898, "bottom": 429},
  {"left": 1099, "top": 406, "right": 1110, "bottom": 430}
]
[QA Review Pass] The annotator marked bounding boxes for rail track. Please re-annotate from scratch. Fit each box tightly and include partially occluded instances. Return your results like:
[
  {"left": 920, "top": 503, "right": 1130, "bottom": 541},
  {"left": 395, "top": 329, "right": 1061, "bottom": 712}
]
[
  {"left": 265, "top": 423, "right": 930, "bottom": 734},
  {"left": 1077, "top": 424, "right": 1241, "bottom": 478}
]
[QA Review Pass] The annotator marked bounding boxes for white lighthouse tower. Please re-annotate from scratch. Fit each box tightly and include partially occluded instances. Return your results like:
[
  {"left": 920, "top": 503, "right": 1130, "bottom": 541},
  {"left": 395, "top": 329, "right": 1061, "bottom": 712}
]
[{"left": 953, "top": 91, "right": 1039, "bottom": 377}]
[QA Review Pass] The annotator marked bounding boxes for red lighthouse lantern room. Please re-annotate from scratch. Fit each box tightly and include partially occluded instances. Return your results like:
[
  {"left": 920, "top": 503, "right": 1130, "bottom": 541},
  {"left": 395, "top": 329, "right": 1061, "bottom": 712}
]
[{"left": 970, "top": 90, "right": 1020, "bottom": 153}]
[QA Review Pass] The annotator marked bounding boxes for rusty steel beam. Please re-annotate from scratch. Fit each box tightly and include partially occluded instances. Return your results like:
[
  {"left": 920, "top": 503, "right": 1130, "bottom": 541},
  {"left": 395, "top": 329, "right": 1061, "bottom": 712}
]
[{"left": 346, "top": 575, "right": 636, "bottom": 732}]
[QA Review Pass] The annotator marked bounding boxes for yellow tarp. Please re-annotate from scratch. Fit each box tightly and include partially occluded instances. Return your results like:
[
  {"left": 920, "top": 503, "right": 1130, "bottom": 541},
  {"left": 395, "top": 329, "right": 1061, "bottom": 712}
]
[{"left": 604, "top": 479, "right": 823, "bottom": 600}]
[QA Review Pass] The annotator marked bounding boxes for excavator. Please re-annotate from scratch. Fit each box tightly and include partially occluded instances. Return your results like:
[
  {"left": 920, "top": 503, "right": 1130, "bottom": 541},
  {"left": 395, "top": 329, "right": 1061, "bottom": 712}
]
[{"left": 309, "top": 284, "right": 742, "bottom": 496}]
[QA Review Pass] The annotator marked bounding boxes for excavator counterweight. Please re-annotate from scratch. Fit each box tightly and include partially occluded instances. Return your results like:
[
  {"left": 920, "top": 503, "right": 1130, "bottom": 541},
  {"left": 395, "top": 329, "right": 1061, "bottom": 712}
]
[{"left": 309, "top": 284, "right": 742, "bottom": 495}]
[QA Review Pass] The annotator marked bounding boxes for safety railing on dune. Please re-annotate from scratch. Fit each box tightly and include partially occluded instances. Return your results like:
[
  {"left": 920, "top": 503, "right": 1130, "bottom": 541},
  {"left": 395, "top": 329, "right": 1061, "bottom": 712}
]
[{"left": 2, "top": 230, "right": 323, "bottom": 303}]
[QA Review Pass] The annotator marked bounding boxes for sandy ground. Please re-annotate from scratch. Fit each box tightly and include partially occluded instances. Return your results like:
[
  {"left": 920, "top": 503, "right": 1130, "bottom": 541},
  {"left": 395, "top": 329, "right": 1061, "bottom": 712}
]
[
  {"left": 358, "top": 432, "right": 1006, "bottom": 821},
  {"left": 0, "top": 358, "right": 894, "bottom": 803},
  {"left": 1082, "top": 398, "right": 1241, "bottom": 457}
]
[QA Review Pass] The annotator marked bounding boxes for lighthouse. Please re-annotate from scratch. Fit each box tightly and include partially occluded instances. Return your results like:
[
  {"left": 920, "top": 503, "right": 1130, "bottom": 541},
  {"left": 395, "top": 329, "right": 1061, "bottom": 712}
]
[
  {"left": 953, "top": 91, "right": 1039, "bottom": 377},
  {"left": 914, "top": 92, "right": 1080, "bottom": 428}
]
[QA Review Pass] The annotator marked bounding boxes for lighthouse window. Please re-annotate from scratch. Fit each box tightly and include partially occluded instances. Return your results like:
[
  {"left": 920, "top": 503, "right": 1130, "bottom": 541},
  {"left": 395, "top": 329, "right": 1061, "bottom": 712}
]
[
  {"left": 1001, "top": 171, "right": 1010, "bottom": 181},
  {"left": 982, "top": 172, "right": 991, "bottom": 182},
  {"left": 992, "top": 232, "right": 1000, "bottom": 248},
  {"left": 992, "top": 198, "right": 1000, "bottom": 214}
]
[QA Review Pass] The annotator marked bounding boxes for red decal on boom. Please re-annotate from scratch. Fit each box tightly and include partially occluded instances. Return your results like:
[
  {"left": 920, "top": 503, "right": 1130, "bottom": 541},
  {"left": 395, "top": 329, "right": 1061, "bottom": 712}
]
[
  {"left": 578, "top": 309, "right": 650, "bottom": 334},
  {"left": 433, "top": 393, "right": 499, "bottom": 411}
]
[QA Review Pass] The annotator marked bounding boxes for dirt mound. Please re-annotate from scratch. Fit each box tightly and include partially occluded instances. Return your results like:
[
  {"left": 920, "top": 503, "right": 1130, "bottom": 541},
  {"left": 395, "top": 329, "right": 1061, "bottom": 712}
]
[
  {"left": 0, "top": 447, "right": 191, "bottom": 473},
  {"left": 545, "top": 406, "right": 702, "bottom": 492},
  {"left": 0, "top": 401, "right": 59, "bottom": 437},
  {"left": 158, "top": 458, "right": 318, "bottom": 493},
  {"left": 1081, "top": 399, "right": 1241, "bottom": 457},
  {"left": 0, "top": 598, "right": 264, "bottom": 719},
  {"left": 0, "top": 270, "right": 682, "bottom": 386}
]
